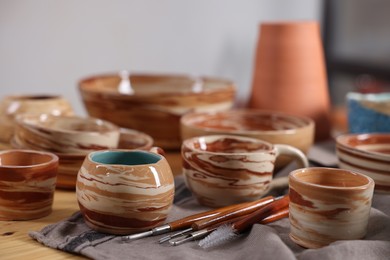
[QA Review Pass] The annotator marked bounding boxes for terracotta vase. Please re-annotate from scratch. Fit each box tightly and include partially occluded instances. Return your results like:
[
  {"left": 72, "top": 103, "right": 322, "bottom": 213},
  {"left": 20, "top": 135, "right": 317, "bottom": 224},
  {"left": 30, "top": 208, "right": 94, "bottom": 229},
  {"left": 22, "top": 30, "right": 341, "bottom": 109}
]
[{"left": 249, "top": 21, "right": 331, "bottom": 141}]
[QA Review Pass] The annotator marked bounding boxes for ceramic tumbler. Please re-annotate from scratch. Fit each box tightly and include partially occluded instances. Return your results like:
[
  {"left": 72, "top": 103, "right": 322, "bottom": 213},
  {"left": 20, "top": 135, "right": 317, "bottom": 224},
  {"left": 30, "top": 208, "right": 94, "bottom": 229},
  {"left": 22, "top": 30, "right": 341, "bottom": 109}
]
[
  {"left": 289, "top": 167, "right": 374, "bottom": 248},
  {"left": 0, "top": 150, "right": 58, "bottom": 220},
  {"left": 249, "top": 21, "right": 331, "bottom": 141},
  {"left": 76, "top": 149, "right": 174, "bottom": 235}
]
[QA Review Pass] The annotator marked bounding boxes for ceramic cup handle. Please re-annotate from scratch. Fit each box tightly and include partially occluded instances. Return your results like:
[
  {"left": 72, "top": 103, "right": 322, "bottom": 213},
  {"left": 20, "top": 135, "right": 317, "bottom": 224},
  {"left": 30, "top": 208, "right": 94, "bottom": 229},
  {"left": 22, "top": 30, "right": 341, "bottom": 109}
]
[
  {"left": 269, "top": 144, "right": 309, "bottom": 190},
  {"left": 149, "top": 146, "right": 166, "bottom": 156}
]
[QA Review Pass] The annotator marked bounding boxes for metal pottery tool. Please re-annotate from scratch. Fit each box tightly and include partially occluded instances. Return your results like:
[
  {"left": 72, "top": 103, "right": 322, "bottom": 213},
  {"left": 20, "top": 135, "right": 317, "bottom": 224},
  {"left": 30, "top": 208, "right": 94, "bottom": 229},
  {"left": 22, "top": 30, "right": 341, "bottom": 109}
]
[
  {"left": 198, "top": 195, "right": 290, "bottom": 249},
  {"left": 122, "top": 196, "right": 275, "bottom": 241},
  {"left": 169, "top": 206, "right": 289, "bottom": 246}
]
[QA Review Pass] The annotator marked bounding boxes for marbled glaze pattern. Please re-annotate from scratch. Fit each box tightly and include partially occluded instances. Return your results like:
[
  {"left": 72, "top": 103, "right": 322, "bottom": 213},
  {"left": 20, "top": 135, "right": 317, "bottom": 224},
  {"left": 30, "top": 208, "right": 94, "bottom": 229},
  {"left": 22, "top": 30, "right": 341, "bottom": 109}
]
[
  {"left": 79, "top": 73, "right": 236, "bottom": 149},
  {"left": 76, "top": 150, "right": 174, "bottom": 235},
  {"left": 182, "top": 135, "right": 308, "bottom": 207},
  {"left": 289, "top": 168, "right": 374, "bottom": 248},
  {"left": 0, "top": 150, "right": 58, "bottom": 220},
  {"left": 15, "top": 114, "right": 120, "bottom": 154},
  {"left": 0, "top": 95, "right": 74, "bottom": 144},
  {"left": 180, "top": 109, "right": 314, "bottom": 167},
  {"left": 336, "top": 133, "right": 390, "bottom": 193}
]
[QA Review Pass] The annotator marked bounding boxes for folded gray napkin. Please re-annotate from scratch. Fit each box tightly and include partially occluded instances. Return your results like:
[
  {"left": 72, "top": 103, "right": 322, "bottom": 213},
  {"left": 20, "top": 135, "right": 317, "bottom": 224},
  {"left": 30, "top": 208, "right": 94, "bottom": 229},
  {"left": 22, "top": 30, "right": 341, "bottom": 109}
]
[{"left": 30, "top": 143, "right": 390, "bottom": 260}]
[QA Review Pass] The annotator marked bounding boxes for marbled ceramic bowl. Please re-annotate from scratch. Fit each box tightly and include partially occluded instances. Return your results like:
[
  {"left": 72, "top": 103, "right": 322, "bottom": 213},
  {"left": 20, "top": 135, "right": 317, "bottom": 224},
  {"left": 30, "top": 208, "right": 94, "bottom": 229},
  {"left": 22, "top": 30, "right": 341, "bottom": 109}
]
[
  {"left": 0, "top": 95, "right": 74, "bottom": 144},
  {"left": 336, "top": 133, "right": 390, "bottom": 193},
  {"left": 181, "top": 109, "right": 315, "bottom": 167},
  {"left": 15, "top": 114, "right": 120, "bottom": 154},
  {"left": 11, "top": 127, "right": 154, "bottom": 189},
  {"left": 79, "top": 72, "right": 236, "bottom": 150}
]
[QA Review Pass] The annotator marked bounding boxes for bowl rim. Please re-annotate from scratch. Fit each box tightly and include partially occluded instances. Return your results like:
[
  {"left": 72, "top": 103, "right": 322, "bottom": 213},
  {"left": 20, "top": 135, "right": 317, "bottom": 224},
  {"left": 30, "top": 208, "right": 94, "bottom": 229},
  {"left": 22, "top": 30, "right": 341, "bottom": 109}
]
[
  {"left": 78, "top": 72, "right": 236, "bottom": 97},
  {"left": 336, "top": 133, "right": 390, "bottom": 160},
  {"left": 0, "top": 149, "right": 59, "bottom": 169},
  {"left": 180, "top": 109, "right": 315, "bottom": 135}
]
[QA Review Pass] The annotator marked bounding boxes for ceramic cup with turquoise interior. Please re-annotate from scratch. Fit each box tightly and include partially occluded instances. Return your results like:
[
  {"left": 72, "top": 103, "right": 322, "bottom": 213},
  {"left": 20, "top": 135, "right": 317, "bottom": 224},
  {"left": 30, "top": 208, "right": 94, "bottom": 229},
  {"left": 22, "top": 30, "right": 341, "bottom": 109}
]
[
  {"left": 76, "top": 148, "right": 174, "bottom": 235},
  {"left": 347, "top": 92, "right": 390, "bottom": 133}
]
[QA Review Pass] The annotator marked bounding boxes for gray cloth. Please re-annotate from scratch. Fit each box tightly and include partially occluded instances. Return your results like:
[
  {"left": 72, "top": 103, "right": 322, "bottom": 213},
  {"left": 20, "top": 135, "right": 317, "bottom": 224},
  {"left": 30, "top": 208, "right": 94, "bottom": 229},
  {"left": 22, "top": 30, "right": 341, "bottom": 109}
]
[
  {"left": 29, "top": 143, "right": 390, "bottom": 260},
  {"left": 29, "top": 177, "right": 390, "bottom": 260}
]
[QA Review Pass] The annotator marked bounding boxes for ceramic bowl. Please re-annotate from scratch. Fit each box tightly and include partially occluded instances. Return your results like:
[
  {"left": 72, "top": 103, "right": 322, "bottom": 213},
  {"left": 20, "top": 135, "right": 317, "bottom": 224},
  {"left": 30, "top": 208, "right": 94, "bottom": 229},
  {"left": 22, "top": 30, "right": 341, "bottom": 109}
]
[
  {"left": 11, "top": 127, "right": 154, "bottom": 189},
  {"left": 15, "top": 114, "right": 120, "bottom": 154},
  {"left": 0, "top": 94, "right": 74, "bottom": 144},
  {"left": 180, "top": 109, "right": 315, "bottom": 167},
  {"left": 347, "top": 92, "right": 390, "bottom": 133},
  {"left": 336, "top": 133, "right": 390, "bottom": 193},
  {"left": 79, "top": 72, "right": 236, "bottom": 150}
]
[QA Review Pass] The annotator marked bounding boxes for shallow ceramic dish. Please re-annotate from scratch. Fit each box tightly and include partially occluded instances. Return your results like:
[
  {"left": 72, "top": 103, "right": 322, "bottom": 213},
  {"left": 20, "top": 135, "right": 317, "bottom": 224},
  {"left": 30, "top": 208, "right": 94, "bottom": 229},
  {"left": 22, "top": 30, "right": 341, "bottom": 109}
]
[
  {"left": 79, "top": 72, "right": 236, "bottom": 150},
  {"left": 0, "top": 94, "right": 74, "bottom": 144},
  {"left": 180, "top": 109, "right": 315, "bottom": 167},
  {"left": 11, "top": 127, "right": 154, "bottom": 189},
  {"left": 15, "top": 114, "right": 120, "bottom": 154},
  {"left": 336, "top": 133, "right": 390, "bottom": 193}
]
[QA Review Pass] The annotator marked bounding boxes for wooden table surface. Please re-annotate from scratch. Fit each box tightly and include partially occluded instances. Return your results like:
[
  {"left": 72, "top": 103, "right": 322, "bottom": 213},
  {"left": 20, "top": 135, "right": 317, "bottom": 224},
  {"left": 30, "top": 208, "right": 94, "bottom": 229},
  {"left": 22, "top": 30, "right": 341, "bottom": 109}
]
[{"left": 0, "top": 152, "right": 183, "bottom": 260}]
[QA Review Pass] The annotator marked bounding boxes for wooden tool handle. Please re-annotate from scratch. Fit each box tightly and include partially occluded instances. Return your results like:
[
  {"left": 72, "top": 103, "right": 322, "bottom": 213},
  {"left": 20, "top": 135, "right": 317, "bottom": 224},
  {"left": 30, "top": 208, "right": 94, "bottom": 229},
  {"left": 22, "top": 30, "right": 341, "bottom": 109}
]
[
  {"left": 232, "top": 195, "right": 290, "bottom": 233},
  {"left": 206, "top": 205, "right": 289, "bottom": 231},
  {"left": 169, "top": 196, "right": 274, "bottom": 231},
  {"left": 191, "top": 196, "right": 275, "bottom": 231}
]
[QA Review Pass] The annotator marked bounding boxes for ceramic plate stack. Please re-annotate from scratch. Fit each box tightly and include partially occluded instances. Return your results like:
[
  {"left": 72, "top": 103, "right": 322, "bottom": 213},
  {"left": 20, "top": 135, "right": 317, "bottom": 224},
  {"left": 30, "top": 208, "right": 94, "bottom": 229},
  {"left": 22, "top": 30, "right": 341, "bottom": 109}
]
[{"left": 336, "top": 133, "right": 390, "bottom": 193}]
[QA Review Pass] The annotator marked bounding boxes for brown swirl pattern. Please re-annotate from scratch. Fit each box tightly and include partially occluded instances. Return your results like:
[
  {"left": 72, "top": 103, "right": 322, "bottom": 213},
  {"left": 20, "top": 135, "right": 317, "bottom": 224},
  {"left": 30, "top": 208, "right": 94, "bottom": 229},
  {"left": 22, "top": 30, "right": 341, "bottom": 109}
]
[
  {"left": 76, "top": 151, "right": 174, "bottom": 235},
  {"left": 79, "top": 73, "right": 236, "bottom": 150},
  {"left": 182, "top": 135, "right": 276, "bottom": 207},
  {"left": 0, "top": 150, "right": 58, "bottom": 220},
  {"left": 289, "top": 167, "right": 374, "bottom": 248},
  {"left": 336, "top": 133, "right": 390, "bottom": 193}
]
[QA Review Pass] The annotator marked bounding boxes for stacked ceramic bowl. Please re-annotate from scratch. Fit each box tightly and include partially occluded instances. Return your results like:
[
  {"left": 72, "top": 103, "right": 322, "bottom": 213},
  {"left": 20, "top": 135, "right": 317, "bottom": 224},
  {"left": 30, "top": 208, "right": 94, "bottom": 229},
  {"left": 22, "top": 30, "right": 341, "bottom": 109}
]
[
  {"left": 180, "top": 109, "right": 315, "bottom": 168},
  {"left": 79, "top": 73, "right": 236, "bottom": 150},
  {"left": 12, "top": 114, "right": 153, "bottom": 189},
  {"left": 336, "top": 133, "right": 390, "bottom": 193}
]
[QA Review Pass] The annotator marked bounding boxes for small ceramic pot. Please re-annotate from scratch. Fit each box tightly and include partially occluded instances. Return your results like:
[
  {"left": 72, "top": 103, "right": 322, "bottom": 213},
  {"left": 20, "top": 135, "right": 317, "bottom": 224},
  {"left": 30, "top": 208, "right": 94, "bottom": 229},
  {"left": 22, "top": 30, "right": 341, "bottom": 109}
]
[
  {"left": 182, "top": 135, "right": 308, "bottom": 207},
  {"left": 76, "top": 149, "right": 174, "bottom": 234},
  {"left": 0, "top": 149, "right": 58, "bottom": 220},
  {"left": 289, "top": 167, "right": 374, "bottom": 248}
]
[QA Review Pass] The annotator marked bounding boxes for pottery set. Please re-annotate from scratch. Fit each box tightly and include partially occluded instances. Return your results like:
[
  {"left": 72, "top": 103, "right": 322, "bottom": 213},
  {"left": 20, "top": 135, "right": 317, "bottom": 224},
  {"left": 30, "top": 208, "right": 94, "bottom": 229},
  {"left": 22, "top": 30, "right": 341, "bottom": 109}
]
[
  {"left": 79, "top": 73, "right": 236, "bottom": 150},
  {"left": 0, "top": 149, "right": 59, "bottom": 220},
  {"left": 182, "top": 135, "right": 309, "bottom": 207}
]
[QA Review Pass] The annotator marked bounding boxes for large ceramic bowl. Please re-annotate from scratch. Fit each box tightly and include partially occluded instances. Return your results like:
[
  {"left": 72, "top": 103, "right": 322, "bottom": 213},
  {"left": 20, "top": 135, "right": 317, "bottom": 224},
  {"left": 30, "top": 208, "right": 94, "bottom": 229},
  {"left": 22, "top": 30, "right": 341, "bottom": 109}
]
[
  {"left": 79, "top": 73, "right": 236, "bottom": 150},
  {"left": 336, "top": 133, "right": 390, "bottom": 193},
  {"left": 180, "top": 109, "right": 315, "bottom": 168}
]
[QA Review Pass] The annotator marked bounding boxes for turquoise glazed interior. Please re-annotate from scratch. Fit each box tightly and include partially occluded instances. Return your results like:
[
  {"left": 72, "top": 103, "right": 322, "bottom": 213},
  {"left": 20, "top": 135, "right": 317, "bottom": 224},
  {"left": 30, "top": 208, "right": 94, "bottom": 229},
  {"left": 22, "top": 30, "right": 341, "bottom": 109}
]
[{"left": 91, "top": 151, "right": 161, "bottom": 165}]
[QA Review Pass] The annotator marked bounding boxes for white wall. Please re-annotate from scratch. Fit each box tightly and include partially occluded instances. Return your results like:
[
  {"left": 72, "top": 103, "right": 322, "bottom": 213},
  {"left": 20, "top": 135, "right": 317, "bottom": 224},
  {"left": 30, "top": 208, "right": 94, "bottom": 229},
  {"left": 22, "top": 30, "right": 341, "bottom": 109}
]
[{"left": 0, "top": 0, "right": 322, "bottom": 115}]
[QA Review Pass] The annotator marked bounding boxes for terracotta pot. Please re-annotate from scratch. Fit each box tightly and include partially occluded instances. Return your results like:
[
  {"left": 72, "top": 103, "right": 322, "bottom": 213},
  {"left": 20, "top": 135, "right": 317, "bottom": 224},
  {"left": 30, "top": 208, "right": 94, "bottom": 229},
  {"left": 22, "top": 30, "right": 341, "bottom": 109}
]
[{"left": 249, "top": 21, "right": 331, "bottom": 141}]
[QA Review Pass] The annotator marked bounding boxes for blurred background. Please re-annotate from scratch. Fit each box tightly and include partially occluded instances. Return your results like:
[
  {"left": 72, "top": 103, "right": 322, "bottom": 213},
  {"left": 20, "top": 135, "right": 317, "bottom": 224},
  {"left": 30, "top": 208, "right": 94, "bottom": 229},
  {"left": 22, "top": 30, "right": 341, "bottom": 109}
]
[{"left": 1, "top": 0, "right": 389, "bottom": 115}]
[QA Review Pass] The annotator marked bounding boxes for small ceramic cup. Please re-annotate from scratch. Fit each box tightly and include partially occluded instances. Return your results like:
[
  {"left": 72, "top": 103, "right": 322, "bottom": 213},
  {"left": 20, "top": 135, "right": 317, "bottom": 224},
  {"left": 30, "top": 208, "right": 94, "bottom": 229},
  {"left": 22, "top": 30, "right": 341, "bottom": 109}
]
[
  {"left": 289, "top": 167, "right": 375, "bottom": 248},
  {"left": 76, "top": 148, "right": 175, "bottom": 235},
  {"left": 182, "top": 135, "right": 309, "bottom": 207},
  {"left": 0, "top": 149, "right": 59, "bottom": 220}
]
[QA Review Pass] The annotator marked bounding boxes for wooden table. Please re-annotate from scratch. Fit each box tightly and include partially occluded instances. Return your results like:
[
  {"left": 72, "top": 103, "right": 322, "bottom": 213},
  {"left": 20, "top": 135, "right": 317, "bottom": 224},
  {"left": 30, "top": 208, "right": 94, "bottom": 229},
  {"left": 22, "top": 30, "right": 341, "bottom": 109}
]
[{"left": 0, "top": 152, "right": 182, "bottom": 260}]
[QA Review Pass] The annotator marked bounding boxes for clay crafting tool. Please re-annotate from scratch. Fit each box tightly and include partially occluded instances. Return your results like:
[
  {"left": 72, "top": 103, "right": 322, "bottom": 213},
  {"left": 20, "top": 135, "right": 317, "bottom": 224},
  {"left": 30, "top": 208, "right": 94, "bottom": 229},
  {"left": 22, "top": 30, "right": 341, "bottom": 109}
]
[
  {"left": 122, "top": 195, "right": 274, "bottom": 241},
  {"left": 198, "top": 195, "right": 290, "bottom": 249},
  {"left": 169, "top": 206, "right": 289, "bottom": 246}
]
